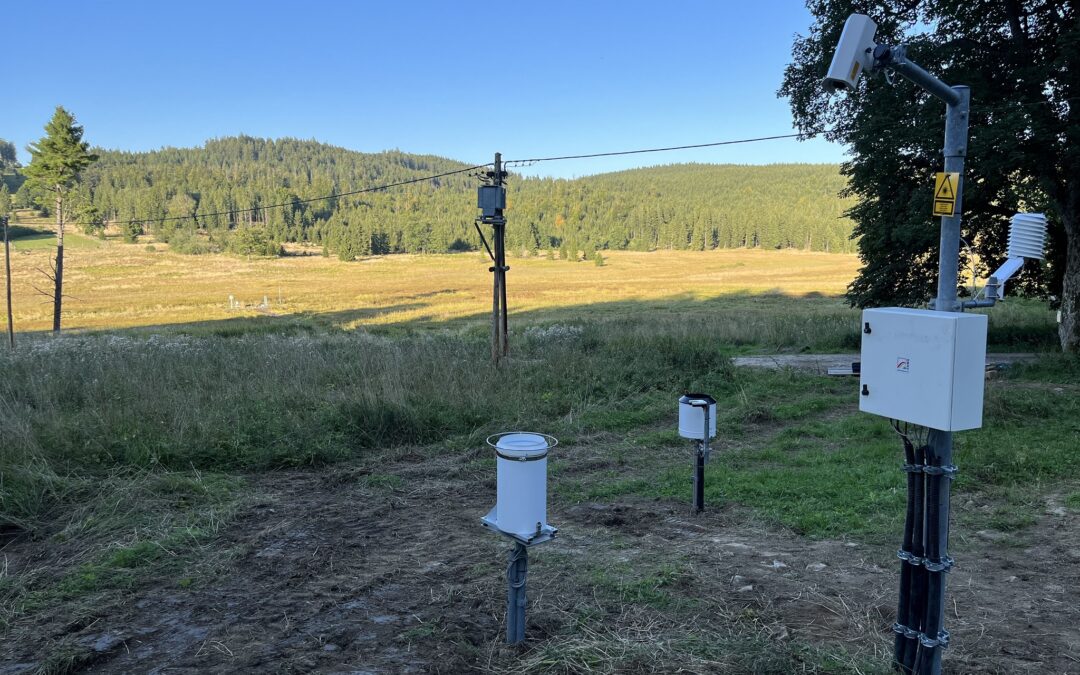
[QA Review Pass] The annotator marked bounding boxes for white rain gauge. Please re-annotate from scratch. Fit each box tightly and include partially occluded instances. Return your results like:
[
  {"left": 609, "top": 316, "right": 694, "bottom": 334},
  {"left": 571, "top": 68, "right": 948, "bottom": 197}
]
[{"left": 480, "top": 432, "right": 558, "bottom": 645}]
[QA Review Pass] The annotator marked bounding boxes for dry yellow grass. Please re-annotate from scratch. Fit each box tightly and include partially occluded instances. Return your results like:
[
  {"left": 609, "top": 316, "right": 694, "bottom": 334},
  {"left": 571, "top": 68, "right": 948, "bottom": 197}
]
[{"left": 3, "top": 230, "right": 860, "bottom": 333}]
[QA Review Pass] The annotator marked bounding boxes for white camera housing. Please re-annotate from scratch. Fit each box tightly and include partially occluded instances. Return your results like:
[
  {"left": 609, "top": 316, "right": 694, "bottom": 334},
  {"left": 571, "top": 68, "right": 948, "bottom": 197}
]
[{"left": 824, "top": 14, "right": 879, "bottom": 92}]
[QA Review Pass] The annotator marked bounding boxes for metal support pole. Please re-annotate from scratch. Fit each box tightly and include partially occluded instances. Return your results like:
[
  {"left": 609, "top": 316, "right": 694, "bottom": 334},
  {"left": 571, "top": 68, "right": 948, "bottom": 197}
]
[
  {"left": 693, "top": 407, "right": 710, "bottom": 513},
  {"left": 3, "top": 216, "right": 13, "bottom": 349},
  {"left": 506, "top": 542, "right": 528, "bottom": 645},
  {"left": 913, "top": 85, "right": 967, "bottom": 675},
  {"left": 935, "top": 87, "right": 970, "bottom": 311},
  {"left": 693, "top": 444, "right": 705, "bottom": 514},
  {"left": 888, "top": 51, "right": 961, "bottom": 108},
  {"left": 879, "top": 49, "right": 970, "bottom": 672}
]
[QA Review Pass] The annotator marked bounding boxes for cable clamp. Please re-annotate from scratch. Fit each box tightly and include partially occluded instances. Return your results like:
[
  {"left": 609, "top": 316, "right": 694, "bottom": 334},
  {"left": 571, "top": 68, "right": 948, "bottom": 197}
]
[
  {"left": 901, "top": 463, "right": 923, "bottom": 473},
  {"left": 919, "top": 630, "right": 951, "bottom": 649},
  {"left": 896, "top": 549, "right": 923, "bottom": 566},
  {"left": 923, "top": 556, "right": 955, "bottom": 573},
  {"left": 922, "top": 464, "right": 958, "bottom": 478},
  {"left": 891, "top": 622, "right": 921, "bottom": 640}
]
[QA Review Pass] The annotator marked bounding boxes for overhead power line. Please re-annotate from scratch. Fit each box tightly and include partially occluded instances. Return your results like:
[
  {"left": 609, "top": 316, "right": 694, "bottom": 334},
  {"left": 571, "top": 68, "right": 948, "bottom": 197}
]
[
  {"left": 502, "top": 131, "right": 823, "bottom": 166},
  {"left": 73, "top": 163, "right": 493, "bottom": 228},
  {"left": 52, "top": 96, "right": 1080, "bottom": 228},
  {"left": 61, "top": 130, "right": 832, "bottom": 227}
]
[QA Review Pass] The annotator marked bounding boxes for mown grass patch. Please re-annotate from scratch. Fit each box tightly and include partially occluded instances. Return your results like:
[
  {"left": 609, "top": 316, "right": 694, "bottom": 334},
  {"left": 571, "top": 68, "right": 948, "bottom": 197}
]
[
  {"left": 0, "top": 470, "right": 242, "bottom": 630},
  {"left": 559, "top": 354, "right": 1079, "bottom": 543}
]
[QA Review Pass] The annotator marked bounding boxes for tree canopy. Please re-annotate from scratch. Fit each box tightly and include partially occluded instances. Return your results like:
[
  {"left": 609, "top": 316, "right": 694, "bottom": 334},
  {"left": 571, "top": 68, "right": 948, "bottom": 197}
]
[
  {"left": 53, "top": 136, "right": 855, "bottom": 258},
  {"left": 781, "top": 0, "right": 1080, "bottom": 351},
  {"left": 23, "top": 106, "right": 99, "bottom": 333},
  {"left": 0, "top": 139, "right": 18, "bottom": 172},
  {"left": 23, "top": 107, "right": 98, "bottom": 197}
]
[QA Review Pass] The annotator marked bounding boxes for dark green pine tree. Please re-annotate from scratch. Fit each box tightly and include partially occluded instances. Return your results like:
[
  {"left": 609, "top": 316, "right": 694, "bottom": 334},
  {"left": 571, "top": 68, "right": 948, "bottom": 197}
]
[{"left": 22, "top": 107, "right": 98, "bottom": 333}]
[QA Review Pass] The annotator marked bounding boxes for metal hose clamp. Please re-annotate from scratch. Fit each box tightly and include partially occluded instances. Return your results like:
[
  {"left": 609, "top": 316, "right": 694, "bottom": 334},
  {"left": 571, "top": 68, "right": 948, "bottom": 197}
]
[{"left": 486, "top": 432, "right": 559, "bottom": 462}]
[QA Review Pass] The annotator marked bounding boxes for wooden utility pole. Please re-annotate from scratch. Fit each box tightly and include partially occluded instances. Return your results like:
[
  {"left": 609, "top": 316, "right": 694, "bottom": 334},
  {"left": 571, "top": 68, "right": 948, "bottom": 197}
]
[
  {"left": 3, "top": 216, "right": 13, "bottom": 348},
  {"left": 477, "top": 153, "right": 509, "bottom": 364},
  {"left": 493, "top": 153, "right": 508, "bottom": 361}
]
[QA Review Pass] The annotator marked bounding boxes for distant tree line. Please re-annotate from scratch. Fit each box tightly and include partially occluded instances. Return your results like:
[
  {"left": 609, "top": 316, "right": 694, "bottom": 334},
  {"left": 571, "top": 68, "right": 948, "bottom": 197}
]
[{"left": 11, "top": 136, "right": 855, "bottom": 259}]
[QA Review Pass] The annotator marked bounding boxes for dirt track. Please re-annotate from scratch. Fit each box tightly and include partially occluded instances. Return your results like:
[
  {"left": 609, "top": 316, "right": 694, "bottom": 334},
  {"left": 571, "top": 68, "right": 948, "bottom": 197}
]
[{"left": 732, "top": 353, "right": 1039, "bottom": 373}]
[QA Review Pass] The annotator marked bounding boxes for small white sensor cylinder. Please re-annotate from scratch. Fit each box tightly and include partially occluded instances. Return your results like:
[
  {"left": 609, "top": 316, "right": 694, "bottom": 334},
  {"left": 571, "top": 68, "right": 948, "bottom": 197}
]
[{"left": 678, "top": 394, "right": 717, "bottom": 440}]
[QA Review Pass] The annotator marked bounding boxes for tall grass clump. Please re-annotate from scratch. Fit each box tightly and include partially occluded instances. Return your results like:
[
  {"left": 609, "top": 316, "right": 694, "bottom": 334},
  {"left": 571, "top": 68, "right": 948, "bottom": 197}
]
[{"left": 0, "top": 325, "right": 735, "bottom": 526}]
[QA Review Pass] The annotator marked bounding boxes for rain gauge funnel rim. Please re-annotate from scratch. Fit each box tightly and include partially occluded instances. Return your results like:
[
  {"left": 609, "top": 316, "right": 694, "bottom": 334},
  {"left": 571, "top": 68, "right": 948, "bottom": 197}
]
[{"left": 486, "top": 431, "right": 558, "bottom": 461}]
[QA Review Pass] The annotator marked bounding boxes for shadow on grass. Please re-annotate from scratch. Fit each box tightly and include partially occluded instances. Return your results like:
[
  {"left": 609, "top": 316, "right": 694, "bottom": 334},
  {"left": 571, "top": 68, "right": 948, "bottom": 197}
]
[{"left": 21, "top": 289, "right": 1053, "bottom": 352}]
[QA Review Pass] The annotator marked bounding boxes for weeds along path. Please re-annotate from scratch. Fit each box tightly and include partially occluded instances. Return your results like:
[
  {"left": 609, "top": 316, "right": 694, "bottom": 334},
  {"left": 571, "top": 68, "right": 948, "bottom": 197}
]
[{"left": 3, "top": 389, "right": 1079, "bottom": 673}]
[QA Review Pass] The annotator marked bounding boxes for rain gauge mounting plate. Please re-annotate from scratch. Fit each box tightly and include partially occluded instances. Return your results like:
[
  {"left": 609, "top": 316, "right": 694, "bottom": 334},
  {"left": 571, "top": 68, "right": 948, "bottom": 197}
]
[{"left": 480, "top": 507, "right": 558, "bottom": 546}]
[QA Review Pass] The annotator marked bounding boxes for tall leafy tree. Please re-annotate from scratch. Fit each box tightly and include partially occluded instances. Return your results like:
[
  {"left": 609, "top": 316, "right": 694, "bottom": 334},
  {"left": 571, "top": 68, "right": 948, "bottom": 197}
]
[
  {"left": 22, "top": 107, "right": 98, "bottom": 332},
  {"left": 14, "top": 182, "right": 35, "bottom": 210},
  {"left": 0, "top": 139, "right": 18, "bottom": 172},
  {"left": 781, "top": 1, "right": 1080, "bottom": 351}
]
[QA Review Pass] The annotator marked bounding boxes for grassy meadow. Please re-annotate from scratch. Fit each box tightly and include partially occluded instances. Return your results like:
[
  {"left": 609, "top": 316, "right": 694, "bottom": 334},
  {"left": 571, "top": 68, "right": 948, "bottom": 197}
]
[
  {"left": 3, "top": 224, "right": 856, "bottom": 335},
  {"left": 1, "top": 216, "right": 1076, "bottom": 672}
]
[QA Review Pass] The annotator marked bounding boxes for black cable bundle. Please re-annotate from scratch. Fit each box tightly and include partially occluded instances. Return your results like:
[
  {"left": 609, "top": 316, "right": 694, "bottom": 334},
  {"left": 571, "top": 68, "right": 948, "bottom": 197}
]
[
  {"left": 918, "top": 431, "right": 953, "bottom": 674},
  {"left": 905, "top": 441, "right": 927, "bottom": 671},
  {"left": 893, "top": 431, "right": 927, "bottom": 674},
  {"left": 894, "top": 435, "right": 917, "bottom": 670}
]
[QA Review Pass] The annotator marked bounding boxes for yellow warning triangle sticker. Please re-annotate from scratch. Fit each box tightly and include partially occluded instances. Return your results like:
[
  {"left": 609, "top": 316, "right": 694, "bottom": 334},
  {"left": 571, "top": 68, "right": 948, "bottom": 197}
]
[{"left": 935, "top": 174, "right": 956, "bottom": 200}]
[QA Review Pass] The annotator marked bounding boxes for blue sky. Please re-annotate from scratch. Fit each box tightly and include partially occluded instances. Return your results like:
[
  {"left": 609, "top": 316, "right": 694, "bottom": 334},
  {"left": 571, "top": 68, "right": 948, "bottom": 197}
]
[{"left": 6, "top": 0, "right": 845, "bottom": 178}]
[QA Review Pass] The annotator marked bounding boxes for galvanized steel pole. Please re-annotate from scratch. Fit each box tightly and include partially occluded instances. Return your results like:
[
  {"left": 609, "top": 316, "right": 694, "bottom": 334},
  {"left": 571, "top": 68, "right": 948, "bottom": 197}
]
[
  {"left": 917, "top": 84, "right": 969, "bottom": 675},
  {"left": 886, "top": 50, "right": 969, "bottom": 674},
  {"left": 506, "top": 542, "right": 528, "bottom": 644}
]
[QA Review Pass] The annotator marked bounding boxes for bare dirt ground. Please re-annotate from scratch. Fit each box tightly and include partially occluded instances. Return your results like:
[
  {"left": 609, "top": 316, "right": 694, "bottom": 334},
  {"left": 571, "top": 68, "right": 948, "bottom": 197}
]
[{"left": 3, "top": 437, "right": 1078, "bottom": 674}]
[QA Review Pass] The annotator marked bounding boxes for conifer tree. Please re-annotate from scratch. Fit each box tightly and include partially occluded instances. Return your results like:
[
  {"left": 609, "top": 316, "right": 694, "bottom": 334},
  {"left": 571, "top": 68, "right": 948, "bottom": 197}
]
[{"left": 23, "top": 107, "right": 98, "bottom": 333}]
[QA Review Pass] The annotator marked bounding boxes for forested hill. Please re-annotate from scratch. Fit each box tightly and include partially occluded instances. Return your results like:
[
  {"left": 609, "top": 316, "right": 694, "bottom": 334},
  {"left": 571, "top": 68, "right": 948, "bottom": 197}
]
[{"left": 44, "top": 136, "right": 854, "bottom": 257}]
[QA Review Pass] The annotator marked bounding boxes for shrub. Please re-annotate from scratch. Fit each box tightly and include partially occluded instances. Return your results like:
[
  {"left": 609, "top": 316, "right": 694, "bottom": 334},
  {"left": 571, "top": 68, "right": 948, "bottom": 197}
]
[{"left": 224, "top": 227, "right": 283, "bottom": 257}]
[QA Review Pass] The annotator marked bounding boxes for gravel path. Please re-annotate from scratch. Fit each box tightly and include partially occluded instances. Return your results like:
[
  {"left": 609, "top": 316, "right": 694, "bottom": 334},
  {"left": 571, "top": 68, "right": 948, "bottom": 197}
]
[{"left": 732, "top": 352, "right": 1041, "bottom": 373}]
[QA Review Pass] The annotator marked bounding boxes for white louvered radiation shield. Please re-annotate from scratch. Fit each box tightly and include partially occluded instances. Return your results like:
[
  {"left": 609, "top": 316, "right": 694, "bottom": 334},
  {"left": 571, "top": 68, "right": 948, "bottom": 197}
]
[{"left": 1007, "top": 213, "right": 1048, "bottom": 261}]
